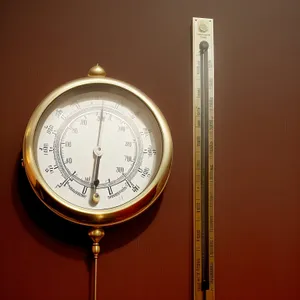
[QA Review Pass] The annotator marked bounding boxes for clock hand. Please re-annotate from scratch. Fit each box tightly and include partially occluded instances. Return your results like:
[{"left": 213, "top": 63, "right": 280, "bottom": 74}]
[{"left": 96, "top": 101, "right": 104, "bottom": 146}]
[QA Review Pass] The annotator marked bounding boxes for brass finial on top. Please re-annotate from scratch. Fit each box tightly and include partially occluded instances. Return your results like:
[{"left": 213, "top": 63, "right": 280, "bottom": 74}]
[{"left": 88, "top": 64, "right": 106, "bottom": 77}]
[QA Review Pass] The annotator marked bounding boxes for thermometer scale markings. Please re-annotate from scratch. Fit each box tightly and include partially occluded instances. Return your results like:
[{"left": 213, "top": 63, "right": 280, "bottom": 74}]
[{"left": 192, "top": 18, "right": 215, "bottom": 300}]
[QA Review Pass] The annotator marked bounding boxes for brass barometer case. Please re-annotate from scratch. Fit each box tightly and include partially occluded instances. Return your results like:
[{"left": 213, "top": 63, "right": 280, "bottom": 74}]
[{"left": 22, "top": 64, "right": 173, "bottom": 299}]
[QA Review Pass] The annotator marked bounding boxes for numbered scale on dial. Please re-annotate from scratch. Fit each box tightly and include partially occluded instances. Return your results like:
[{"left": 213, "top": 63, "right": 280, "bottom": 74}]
[{"left": 37, "top": 88, "right": 161, "bottom": 210}]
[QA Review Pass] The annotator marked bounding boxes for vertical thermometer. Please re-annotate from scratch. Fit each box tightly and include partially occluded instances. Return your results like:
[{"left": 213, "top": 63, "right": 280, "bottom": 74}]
[{"left": 192, "top": 17, "right": 215, "bottom": 300}]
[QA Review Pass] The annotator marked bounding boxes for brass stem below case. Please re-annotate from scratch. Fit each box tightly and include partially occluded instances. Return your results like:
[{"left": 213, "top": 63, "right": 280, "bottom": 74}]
[{"left": 88, "top": 228, "right": 105, "bottom": 300}]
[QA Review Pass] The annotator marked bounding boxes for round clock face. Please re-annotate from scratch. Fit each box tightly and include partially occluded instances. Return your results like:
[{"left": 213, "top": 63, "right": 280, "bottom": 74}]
[
  {"left": 23, "top": 75, "right": 172, "bottom": 226},
  {"left": 34, "top": 85, "right": 162, "bottom": 210}
]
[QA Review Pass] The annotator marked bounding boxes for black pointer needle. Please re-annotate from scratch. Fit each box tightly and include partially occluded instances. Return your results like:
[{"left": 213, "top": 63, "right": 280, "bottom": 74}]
[
  {"left": 91, "top": 103, "right": 104, "bottom": 204},
  {"left": 91, "top": 148, "right": 102, "bottom": 203}
]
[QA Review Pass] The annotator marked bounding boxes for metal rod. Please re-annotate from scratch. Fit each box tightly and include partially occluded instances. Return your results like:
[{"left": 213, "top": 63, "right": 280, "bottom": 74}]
[
  {"left": 94, "top": 257, "right": 98, "bottom": 300},
  {"left": 88, "top": 228, "right": 105, "bottom": 300}
]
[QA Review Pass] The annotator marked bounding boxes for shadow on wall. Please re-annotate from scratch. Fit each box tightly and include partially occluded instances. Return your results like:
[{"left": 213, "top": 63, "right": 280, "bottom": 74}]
[{"left": 12, "top": 152, "right": 163, "bottom": 261}]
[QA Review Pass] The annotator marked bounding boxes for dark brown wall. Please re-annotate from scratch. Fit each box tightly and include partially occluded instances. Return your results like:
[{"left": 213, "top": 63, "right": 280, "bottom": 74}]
[{"left": 1, "top": 1, "right": 300, "bottom": 299}]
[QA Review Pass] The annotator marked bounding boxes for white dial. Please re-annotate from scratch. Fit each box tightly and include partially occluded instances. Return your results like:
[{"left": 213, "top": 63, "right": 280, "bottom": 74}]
[{"left": 34, "top": 86, "right": 163, "bottom": 210}]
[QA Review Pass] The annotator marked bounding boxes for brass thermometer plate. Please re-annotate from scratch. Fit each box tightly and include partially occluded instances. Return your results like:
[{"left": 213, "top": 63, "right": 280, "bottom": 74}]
[{"left": 192, "top": 17, "right": 215, "bottom": 300}]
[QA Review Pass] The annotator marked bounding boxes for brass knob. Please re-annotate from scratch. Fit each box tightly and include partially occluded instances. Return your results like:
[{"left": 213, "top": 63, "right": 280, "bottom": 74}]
[{"left": 88, "top": 64, "right": 106, "bottom": 77}]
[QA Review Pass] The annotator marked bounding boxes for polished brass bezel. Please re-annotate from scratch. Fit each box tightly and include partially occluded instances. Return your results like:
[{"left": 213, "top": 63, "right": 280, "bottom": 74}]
[{"left": 22, "top": 72, "right": 173, "bottom": 227}]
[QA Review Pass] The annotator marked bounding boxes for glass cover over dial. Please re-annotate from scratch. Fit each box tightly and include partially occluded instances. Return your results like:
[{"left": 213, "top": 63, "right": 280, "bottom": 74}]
[{"left": 33, "top": 84, "right": 163, "bottom": 211}]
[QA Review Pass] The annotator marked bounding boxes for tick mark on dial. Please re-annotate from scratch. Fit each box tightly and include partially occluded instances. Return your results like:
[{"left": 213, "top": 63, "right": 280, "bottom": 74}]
[
  {"left": 107, "top": 179, "right": 113, "bottom": 195},
  {"left": 122, "top": 173, "right": 132, "bottom": 187},
  {"left": 57, "top": 171, "right": 76, "bottom": 188},
  {"left": 108, "top": 186, "right": 113, "bottom": 195},
  {"left": 82, "top": 186, "right": 88, "bottom": 195}
]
